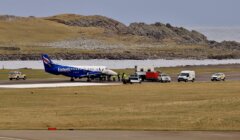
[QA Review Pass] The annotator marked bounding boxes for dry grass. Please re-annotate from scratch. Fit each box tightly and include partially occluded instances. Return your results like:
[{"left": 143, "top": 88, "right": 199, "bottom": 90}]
[
  {"left": 0, "top": 18, "right": 104, "bottom": 47},
  {"left": 0, "top": 19, "right": 76, "bottom": 44},
  {"left": 0, "top": 82, "right": 240, "bottom": 130}
]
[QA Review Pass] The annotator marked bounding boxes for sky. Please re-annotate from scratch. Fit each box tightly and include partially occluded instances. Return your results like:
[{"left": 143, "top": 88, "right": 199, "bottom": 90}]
[{"left": 0, "top": 0, "right": 240, "bottom": 27}]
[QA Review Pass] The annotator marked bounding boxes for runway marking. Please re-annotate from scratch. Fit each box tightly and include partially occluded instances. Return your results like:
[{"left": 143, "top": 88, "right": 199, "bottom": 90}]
[
  {"left": 0, "top": 137, "right": 27, "bottom": 140},
  {"left": 0, "top": 83, "right": 121, "bottom": 89}
]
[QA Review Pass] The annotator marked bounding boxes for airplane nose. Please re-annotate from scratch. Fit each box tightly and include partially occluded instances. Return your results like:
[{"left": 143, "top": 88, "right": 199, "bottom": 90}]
[
  {"left": 103, "top": 69, "right": 117, "bottom": 76},
  {"left": 108, "top": 70, "right": 118, "bottom": 76}
]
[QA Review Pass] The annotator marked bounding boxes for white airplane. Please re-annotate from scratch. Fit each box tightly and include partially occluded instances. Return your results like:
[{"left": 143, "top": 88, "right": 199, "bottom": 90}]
[{"left": 42, "top": 54, "right": 118, "bottom": 81}]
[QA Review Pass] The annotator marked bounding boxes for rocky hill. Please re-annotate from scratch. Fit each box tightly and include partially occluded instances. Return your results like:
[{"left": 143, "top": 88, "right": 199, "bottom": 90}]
[
  {"left": 46, "top": 14, "right": 208, "bottom": 44},
  {"left": 128, "top": 22, "right": 208, "bottom": 44},
  {"left": 0, "top": 14, "right": 239, "bottom": 60},
  {"left": 46, "top": 14, "right": 129, "bottom": 34}
]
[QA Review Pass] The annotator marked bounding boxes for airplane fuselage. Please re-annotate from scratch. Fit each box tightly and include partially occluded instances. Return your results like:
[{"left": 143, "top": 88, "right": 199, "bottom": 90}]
[{"left": 42, "top": 54, "right": 117, "bottom": 81}]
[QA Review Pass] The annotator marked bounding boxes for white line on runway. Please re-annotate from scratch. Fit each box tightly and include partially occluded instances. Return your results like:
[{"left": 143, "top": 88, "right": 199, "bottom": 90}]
[
  {"left": 0, "top": 137, "right": 27, "bottom": 140},
  {"left": 0, "top": 83, "right": 121, "bottom": 89}
]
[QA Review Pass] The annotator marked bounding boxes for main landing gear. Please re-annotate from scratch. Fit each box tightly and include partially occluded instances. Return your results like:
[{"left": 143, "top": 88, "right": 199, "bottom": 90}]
[
  {"left": 87, "top": 76, "right": 91, "bottom": 82},
  {"left": 70, "top": 77, "right": 92, "bottom": 82}
]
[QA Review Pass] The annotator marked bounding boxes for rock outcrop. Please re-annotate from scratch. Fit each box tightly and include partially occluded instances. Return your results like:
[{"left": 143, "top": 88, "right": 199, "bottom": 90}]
[
  {"left": 46, "top": 14, "right": 129, "bottom": 34},
  {"left": 0, "top": 15, "right": 24, "bottom": 21},
  {"left": 128, "top": 22, "right": 208, "bottom": 44},
  {"left": 209, "top": 40, "right": 240, "bottom": 50}
]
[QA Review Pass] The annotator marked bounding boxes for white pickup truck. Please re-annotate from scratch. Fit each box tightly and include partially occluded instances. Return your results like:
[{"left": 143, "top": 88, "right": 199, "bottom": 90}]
[
  {"left": 9, "top": 71, "right": 27, "bottom": 80},
  {"left": 123, "top": 74, "right": 142, "bottom": 84}
]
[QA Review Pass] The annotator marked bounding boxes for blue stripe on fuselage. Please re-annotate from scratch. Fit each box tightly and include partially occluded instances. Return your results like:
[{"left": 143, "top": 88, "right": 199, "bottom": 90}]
[{"left": 45, "top": 63, "right": 101, "bottom": 78}]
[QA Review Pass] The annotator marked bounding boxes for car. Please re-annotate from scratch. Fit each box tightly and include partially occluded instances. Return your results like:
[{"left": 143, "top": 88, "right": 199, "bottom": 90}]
[
  {"left": 159, "top": 73, "right": 171, "bottom": 83},
  {"left": 178, "top": 71, "right": 195, "bottom": 82},
  {"left": 8, "top": 71, "right": 27, "bottom": 80},
  {"left": 123, "top": 74, "right": 142, "bottom": 84},
  {"left": 211, "top": 73, "right": 226, "bottom": 81}
]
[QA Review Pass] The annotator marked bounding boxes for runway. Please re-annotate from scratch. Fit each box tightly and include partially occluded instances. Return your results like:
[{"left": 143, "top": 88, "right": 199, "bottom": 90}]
[
  {"left": 0, "top": 82, "right": 120, "bottom": 89},
  {"left": 0, "top": 77, "right": 122, "bottom": 88},
  {"left": 0, "top": 70, "right": 239, "bottom": 89},
  {"left": 0, "top": 131, "right": 240, "bottom": 140}
]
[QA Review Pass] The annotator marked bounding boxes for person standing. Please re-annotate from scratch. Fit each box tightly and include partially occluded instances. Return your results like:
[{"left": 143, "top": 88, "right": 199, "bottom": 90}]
[{"left": 117, "top": 74, "right": 120, "bottom": 81}]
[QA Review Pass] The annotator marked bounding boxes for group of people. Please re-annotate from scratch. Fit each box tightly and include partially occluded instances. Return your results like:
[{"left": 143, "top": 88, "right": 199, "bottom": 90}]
[{"left": 112, "top": 73, "right": 128, "bottom": 82}]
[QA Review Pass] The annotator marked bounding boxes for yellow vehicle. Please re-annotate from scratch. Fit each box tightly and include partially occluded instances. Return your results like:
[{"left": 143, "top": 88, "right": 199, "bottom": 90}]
[
  {"left": 8, "top": 71, "right": 27, "bottom": 80},
  {"left": 211, "top": 73, "right": 226, "bottom": 81}
]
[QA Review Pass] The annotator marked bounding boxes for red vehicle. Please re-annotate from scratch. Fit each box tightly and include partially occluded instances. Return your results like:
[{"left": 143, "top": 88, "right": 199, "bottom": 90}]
[{"left": 146, "top": 72, "right": 161, "bottom": 81}]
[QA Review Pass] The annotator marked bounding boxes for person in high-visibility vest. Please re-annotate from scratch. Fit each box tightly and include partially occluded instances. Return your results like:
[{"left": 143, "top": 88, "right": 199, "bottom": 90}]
[
  {"left": 121, "top": 73, "right": 125, "bottom": 80},
  {"left": 123, "top": 73, "right": 128, "bottom": 80},
  {"left": 112, "top": 75, "right": 117, "bottom": 81}
]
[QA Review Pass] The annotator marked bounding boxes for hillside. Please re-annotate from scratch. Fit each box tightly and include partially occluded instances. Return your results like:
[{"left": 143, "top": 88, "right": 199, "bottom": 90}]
[{"left": 0, "top": 14, "right": 239, "bottom": 60}]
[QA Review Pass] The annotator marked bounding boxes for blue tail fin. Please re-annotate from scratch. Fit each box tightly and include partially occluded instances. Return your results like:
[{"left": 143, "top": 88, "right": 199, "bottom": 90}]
[{"left": 42, "top": 54, "right": 54, "bottom": 70}]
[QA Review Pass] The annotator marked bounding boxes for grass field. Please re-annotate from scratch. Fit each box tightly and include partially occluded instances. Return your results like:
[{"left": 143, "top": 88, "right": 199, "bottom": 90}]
[{"left": 0, "top": 81, "right": 240, "bottom": 130}]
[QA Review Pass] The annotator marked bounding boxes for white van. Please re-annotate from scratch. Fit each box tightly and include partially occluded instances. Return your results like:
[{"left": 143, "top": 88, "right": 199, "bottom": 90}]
[{"left": 178, "top": 71, "right": 196, "bottom": 82}]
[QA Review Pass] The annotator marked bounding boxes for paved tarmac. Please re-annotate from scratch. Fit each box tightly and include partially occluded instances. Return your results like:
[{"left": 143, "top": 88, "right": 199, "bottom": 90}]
[
  {"left": 0, "top": 131, "right": 240, "bottom": 140},
  {"left": 0, "top": 71, "right": 239, "bottom": 88},
  {"left": 0, "top": 79, "right": 122, "bottom": 88},
  {"left": 0, "top": 82, "right": 120, "bottom": 88}
]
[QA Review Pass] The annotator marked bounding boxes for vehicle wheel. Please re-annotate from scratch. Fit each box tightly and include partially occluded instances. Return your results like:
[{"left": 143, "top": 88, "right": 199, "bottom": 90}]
[
  {"left": 23, "top": 76, "right": 26, "bottom": 80},
  {"left": 178, "top": 80, "right": 180, "bottom": 82},
  {"left": 223, "top": 78, "right": 225, "bottom": 81},
  {"left": 130, "top": 82, "right": 133, "bottom": 84},
  {"left": 70, "top": 78, "right": 74, "bottom": 82},
  {"left": 9, "top": 78, "right": 12, "bottom": 81},
  {"left": 192, "top": 79, "right": 195, "bottom": 82},
  {"left": 16, "top": 77, "right": 19, "bottom": 80}
]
